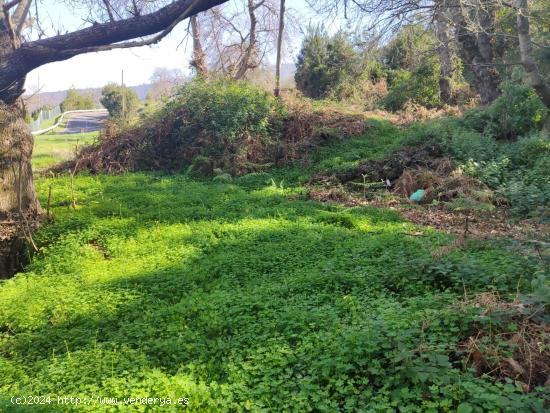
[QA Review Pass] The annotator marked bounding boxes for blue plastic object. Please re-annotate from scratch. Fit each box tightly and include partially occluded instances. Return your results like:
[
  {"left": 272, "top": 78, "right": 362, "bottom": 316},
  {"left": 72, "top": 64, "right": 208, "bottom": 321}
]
[{"left": 409, "top": 189, "right": 426, "bottom": 203}]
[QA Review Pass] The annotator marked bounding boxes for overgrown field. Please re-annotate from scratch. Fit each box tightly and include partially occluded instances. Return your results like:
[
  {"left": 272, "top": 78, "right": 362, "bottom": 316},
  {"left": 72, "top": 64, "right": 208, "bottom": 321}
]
[{"left": 1, "top": 119, "right": 549, "bottom": 411}]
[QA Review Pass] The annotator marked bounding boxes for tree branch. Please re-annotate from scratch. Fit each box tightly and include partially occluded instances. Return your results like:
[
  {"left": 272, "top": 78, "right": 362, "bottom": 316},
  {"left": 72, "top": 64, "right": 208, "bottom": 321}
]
[
  {"left": 0, "top": 0, "right": 229, "bottom": 103},
  {"left": 11, "top": 0, "right": 29, "bottom": 33},
  {"left": 26, "top": 0, "right": 228, "bottom": 51}
]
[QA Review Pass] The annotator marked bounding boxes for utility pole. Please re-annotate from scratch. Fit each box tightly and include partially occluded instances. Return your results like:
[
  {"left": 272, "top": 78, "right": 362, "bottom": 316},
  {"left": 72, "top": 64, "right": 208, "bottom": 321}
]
[
  {"left": 274, "top": 0, "right": 286, "bottom": 98},
  {"left": 121, "top": 69, "right": 126, "bottom": 123},
  {"left": 37, "top": 74, "right": 40, "bottom": 109}
]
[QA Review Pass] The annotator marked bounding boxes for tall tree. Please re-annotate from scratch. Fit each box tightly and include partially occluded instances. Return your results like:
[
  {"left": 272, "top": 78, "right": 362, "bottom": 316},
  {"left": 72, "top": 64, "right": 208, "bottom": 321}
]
[
  {"left": 514, "top": 0, "right": 550, "bottom": 129},
  {"left": 433, "top": 0, "right": 456, "bottom": 103},
  {"left": 453, "top": 0, "right": 501, "bottom": 104},
  {"left": 194, "top": 0, "right": 282, "bottom": 79}
]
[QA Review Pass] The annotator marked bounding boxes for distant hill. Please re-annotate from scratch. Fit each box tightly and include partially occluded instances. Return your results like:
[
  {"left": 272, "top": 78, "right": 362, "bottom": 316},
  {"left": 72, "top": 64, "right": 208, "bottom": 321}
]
[{"left": 23, "top": 65, "right": 296, "bottom": 113}]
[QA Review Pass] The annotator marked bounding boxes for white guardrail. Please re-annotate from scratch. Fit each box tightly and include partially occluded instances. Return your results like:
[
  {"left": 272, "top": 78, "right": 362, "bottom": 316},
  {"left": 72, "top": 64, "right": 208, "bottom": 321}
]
[{"left": 31, "top": 109, "right": 108, "bottom": 136}]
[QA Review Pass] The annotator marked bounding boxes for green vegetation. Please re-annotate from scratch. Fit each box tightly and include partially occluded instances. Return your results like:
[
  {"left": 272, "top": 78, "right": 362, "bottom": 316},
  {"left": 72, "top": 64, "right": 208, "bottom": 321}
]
[
  {"left": 3, "top": 96, "right": 549, "bottom": 410},
  {"left": 0, "top": 167, "right": 547, "bottom": 412},
  {"left": 293, "top": 24, "right": 471, "bottom": 109},
  {"left": 295, "top": 28, "right": 363, "bottom": 99},
  {"left": 3, "top": 0, "right": 550, "bottom": 409},
  {"left": 382, "top": 26, "right": 443, "bottom": 110},
  {"left": 406, "top": 88, "right": 550, "bottom": 220},
  {"left": 61, "top": 88, "right": 96, "bottom": 112},
  {"left": 168, "top": 79, "right": 281, "bottom": 175},
  {"left": 462, "top": 81, "right": 548, "bottom": 140},
  {"left": 312, "top": 118, "right": 410, "bottom": 174},
  {"left": 100, "top": 84, "right": 140, "bottom": 123},
  {"left": 33, "top": 132, "right": 98, "bottom": 171}
]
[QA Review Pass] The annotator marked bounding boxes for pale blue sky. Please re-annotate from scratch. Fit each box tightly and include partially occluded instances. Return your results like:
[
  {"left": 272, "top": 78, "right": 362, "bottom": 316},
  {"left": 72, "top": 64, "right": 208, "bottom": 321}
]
[{"left": 25, "top": 0, "right": 337, "bottom": 93}]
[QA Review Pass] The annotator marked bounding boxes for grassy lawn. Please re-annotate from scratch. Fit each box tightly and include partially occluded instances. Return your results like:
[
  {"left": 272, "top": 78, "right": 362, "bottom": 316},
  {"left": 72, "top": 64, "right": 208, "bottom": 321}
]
[
  {"left": 2, "top": 125, "right": 547, "bottom": 411},
  {"left": 33, "top": 132, "right": 98, "bottom": 171}
]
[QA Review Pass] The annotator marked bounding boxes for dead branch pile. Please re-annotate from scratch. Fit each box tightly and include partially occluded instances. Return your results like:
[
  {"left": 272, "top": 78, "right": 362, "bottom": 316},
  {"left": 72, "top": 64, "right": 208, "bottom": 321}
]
[
  {"left": 325, "top": 142, "right": 446, "bottom": 184},
  {"left": 55, "top": 103, "right": 368, "bottom": 175},
  {"left": 393, "top": 162, "right": 490, "bottom": 203}
]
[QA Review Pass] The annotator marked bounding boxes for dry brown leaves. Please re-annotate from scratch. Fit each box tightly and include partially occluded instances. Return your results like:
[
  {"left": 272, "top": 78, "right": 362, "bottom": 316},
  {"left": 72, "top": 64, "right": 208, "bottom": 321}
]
[
  {"left": 457, "top": 293, "right": 550, "bottom": 392},
  {"left": 308, "top": 184, "right": 549, "bottom": 243}
]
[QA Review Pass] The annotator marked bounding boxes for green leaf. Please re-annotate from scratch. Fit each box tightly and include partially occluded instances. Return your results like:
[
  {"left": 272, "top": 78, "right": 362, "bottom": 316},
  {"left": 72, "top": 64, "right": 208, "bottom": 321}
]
[{"left": 457, "top": 402, "right": 473, "bottom": 413}]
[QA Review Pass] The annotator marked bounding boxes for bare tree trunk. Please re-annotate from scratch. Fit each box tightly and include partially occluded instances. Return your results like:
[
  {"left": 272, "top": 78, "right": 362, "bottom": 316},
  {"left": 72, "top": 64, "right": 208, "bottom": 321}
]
[
  {"left": 0, "top": 101, "right": 40, "bottom": 218},
  {"left": 0, "top": 95, "right": 41, "bottom": 278},
  {"left": 515, "top": 0, "right": 550, "bottom": 133},
  {"left": 234, "top": 0, "right": 259, "bottom": 80},
  {"left": 274, "top": 0, "right": 285, "bottom": 97},
  {"left": 454, "top": 2, "right": 501, "bottom": 104},
  {"left": 0, "top": 28, "right": 40, "bottom": 219},
  {"left": 0, "top": 23, "right": 38, "bottom": 277},
  {"left": 434, "top": 3, "right": 453, "bottom": 103},
  {"left": 190, "top": 15, "right": 207, "bottom": 77}
]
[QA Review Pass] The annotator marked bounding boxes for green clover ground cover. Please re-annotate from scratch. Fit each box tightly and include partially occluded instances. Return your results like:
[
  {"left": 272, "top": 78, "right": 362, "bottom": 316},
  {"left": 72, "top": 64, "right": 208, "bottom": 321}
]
[{"left": 0, "top": 171, "right": 547, "bottom": 412}]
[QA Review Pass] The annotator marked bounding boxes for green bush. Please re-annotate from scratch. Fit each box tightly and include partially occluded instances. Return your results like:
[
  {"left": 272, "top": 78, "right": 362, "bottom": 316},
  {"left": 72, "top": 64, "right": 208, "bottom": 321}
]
[
  {"left": 446, "top": 129, "right": 498, "bottom": 162},
  {"left": 295, "top": 28, "right": 364, "bottom": 99},
  {"left": 383, "top": 64, "right": 441, "bottom": 111},
  {"left": 100, "top": 83, "right": 140, "bottom": 122},
  {"left": 463, "top": 82, "right": 547, "bottom": 140},
  {"left": 506, "top": 132, "right": 550, "bottom": 167},
  {"left": 61, "top": 88, "right": 95, "bottom": 112},
  {"left": 456, "top": 133, "right": 550, "bottom": 220},
  {"left": 380, "top": 25, "right": 444, "bottom": 111},
  {"left": 411, "top": 117, "right": 549, "bottom": 220},
  {"left": 164, "top": 79, "right": 282, "bottom": 174}
]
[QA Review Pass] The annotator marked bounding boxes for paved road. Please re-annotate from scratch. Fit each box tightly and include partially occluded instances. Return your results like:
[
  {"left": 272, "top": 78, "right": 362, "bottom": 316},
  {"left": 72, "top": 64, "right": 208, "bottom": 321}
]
[{"left": 63, "top": 110, "right": 109, "bottom": 134}]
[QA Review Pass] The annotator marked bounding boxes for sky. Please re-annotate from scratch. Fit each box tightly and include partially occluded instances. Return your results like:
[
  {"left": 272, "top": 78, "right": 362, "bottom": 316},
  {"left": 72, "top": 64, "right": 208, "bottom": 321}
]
[{"left": 24, "top": 0, "right": 332, "bottom": 93}]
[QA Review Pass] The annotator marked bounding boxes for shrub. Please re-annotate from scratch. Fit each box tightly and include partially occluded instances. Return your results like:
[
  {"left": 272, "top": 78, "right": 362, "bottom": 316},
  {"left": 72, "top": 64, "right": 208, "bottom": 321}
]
[
  {"left": 164, "top": 79, "right": 282, "bottom": 174},
  {"left": 456, "top": 133, "right": 550, "bottom": 220},
  {"left": 462, "top": 82, "right": 547, "bottom": 140},
  {"left": 383, "top": 64, "right": 441, "bottom": 111},
  {"left": 506, "top": 133, "right": 550, "bottom": 168},
  {"left": 100, "top": 83, "right": 141, "bottom": 123},
  {"left": 446, "top": 129, "right": 498, "bottom": 163},
  {"left": 61, "top": 88, "right": 95, "bottom": 112},
  {"left": 295, "top": 28, "right": 363, "bottom": 99},
  {"left": 414, "top": 117, "right": 550, "bottom": 220}
]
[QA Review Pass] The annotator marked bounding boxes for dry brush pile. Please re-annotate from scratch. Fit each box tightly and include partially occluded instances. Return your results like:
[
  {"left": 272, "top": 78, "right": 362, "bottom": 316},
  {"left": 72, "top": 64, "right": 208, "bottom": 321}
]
[{"left": 55, "top": 81, "right": 368, "bottom": 177}]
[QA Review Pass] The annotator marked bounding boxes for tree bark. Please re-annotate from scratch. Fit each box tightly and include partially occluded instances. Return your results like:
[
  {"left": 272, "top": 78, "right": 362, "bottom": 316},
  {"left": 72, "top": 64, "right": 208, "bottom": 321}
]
[
  {"left": 0, "top": 101, "right": 40, "bottom": 218},
  {"left": 434, "top": 1, "right": 454, "bottom": 103},
  {"left": 0, "top": 100, "right": 40, "bottom": 216},
  {"left": 515, "top": 0, "right": 550, "bottom": 114},
  {"left": 0, "top": 99, "right": 41, "bottom": 279},
  {"left": 190, "top": 15, "right": 207, "bottom": 76},
  {"left": 234, "top": 0, "right": 259, "bottom": 80},
  {"left": 454, "top": 1, "right": 501, "bottom": 104},
  {"left": 0, "top": 24, "right": 38, "bottom": 218}
]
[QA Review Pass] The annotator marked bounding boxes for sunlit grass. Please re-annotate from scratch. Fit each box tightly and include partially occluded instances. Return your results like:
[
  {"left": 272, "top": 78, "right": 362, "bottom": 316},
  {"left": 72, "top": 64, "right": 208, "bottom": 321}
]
[
  {"left": 0, "top": 170, "right": 545, "bottom": 411},
  {"left": 2, "top": 117, "right": 548, "bottom": 411},
  {"left": 33, "top": 132, "right": 98, "bottom": 171}
]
